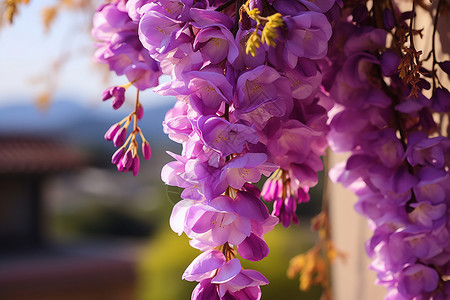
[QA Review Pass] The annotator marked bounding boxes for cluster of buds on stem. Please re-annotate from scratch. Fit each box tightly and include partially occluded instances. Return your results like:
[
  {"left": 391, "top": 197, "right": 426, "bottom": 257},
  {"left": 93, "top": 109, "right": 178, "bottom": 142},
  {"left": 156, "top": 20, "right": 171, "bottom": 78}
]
[{"left": 104, "top": 88, "right": 151, "bottom": 176}]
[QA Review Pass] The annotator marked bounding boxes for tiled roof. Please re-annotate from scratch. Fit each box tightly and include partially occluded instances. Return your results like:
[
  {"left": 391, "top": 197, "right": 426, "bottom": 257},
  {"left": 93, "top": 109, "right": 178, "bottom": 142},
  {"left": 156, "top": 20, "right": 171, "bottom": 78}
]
[{"left": 0, "top": 135, "right": 85, "bottom": 174}]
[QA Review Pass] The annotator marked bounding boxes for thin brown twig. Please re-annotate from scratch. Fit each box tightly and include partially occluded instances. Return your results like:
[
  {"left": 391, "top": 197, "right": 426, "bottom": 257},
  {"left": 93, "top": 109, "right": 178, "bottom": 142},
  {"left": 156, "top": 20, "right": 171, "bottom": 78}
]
[{"left": 431, "top": 0, "right": 443, "bottom": 95}]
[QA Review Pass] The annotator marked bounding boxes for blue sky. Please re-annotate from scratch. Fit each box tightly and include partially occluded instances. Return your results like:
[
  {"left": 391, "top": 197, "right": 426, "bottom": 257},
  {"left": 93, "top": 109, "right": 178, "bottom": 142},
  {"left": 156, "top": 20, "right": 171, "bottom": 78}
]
[
  {"left": 1, "top": 0, "right": 100, "bottom": 105},
  {"left": 0, "top": 0, "right": 167, "bottom": 109}
]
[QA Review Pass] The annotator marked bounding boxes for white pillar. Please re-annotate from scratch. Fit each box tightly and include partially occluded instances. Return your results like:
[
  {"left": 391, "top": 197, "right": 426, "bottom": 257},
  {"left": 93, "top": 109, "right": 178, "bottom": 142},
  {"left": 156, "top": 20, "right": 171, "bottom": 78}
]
[{"left": 328, "top": 153, "right": 386, "bottom": 300}]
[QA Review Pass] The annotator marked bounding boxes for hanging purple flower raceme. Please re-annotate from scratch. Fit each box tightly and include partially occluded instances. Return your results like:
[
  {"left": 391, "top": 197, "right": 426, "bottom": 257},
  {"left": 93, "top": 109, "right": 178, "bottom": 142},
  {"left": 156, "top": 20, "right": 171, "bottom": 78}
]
[
  {"left": 92, "top": 0, "right": 162, "bottom": 175},
  {"left": 324, "top": 1, "right": 450, "bottom": 299},
  {"left": 90, "top": 0, "right": 450, "bottom": 299},
  {"left": 135, "top": 0, "right": 333, "bottom": 298},
  {"left": 92, "top": 0, "right": 162, "bottom": 90}
]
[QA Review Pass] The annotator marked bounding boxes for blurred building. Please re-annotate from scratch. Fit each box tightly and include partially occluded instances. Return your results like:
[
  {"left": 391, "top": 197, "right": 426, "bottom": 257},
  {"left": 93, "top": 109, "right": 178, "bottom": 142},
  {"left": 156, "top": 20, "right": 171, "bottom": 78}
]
[
  {"left": 0, "top": 135, "right": 138, "bottom": 300},
  {"left": 0, "top": 135, "right": 84, "bottom": 250}
]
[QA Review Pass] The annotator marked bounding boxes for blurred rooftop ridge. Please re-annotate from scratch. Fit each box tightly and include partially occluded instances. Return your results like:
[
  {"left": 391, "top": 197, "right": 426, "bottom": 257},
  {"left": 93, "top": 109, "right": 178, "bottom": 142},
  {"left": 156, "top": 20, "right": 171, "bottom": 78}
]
[{"left": 0, "top": 135, "right": 85, "bottom": 174}]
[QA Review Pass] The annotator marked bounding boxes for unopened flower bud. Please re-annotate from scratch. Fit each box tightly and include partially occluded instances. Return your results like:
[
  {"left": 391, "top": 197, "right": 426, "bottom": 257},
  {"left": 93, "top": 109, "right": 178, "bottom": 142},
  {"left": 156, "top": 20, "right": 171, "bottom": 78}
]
[
  {"left": 439, "top": 61, "right": 450, "bottom": 76},
  {"left": 104, "top": 123, "right": 120, "bottom": 141},
  {"left": 120, "top": 149, "right": 134, "bottom": 171},
  {"left": 136, "top": 103, "right": 144, "bottom": 120},
  {"left": 237, "top": 233, "right": 269, "bottom": 261},
  {"left": 111, "top": 147, "right": 125, "bottom": 165},
  {"left": 116, "top": 159, "right": 125, "bottom": 172},
  {"left": 142, "top": 141, "right": 151, "bottom": 160},
  {"left": 383, "top": 8, "right": 395, "bottom": 31},
  {"left": 102, "top": 87, "right": 114, "bottom": 101},
  {"left": 295, "top": 186, "right": 310, "bottom": 204},
  {"left": 417, "top": 78, "right": 431, "bottom": 90},
  {"left": 262, "top": 176, "right": 284, "bottom": 202},
  {"left": 112, "top": 87, "right": 126, "bottom": 109},
  {"left": 132, "top": 155, "right": 140, "bottom": 176},
  {"left": 113, "top": 127, "right": 127, "bottom": 147},
  {"left": 102, "top": 86, "right": 126, "bottom": 109}
]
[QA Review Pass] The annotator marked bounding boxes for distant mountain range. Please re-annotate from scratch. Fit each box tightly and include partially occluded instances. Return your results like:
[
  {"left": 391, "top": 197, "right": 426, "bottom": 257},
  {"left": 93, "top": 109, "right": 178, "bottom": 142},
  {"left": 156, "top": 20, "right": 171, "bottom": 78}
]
[{"left": 0, "top": 97, "right": 177, "bottom": 149}]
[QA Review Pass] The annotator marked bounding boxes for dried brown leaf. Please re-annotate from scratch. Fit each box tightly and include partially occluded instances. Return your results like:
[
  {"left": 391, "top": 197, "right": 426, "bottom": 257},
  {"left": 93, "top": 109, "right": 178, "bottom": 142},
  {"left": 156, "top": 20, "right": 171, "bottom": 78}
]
[{"left": 42, "top": 6, "right": 58, "bottom": 31}]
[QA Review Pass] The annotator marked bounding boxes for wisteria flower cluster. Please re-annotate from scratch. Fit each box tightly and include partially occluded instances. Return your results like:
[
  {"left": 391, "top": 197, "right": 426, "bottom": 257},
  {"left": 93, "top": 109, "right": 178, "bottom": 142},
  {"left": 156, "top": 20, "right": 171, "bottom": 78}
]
[
  {"left": 93, "top": 0, "right": 336, "bottom": 298},
  {"left": 92, "top": 0, "right": 162, "bottom": 175},
  {"left": 325, "top": 1, "right": 450, "bottom": 299},
  {"left": 91, "top": 0, "right": 450, "bottom": 299}
]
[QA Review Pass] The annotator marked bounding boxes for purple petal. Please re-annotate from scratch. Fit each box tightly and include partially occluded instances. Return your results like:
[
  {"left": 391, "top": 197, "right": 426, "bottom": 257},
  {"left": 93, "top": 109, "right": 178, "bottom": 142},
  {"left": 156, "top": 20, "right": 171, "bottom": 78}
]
[
  {"left": 240, "top": 269, "right": 269, "bottom": 285},
  {"left": 211, "top": 224, "right": 231, "bottom": 245},
  {"left": 111, "top": 87, "right": 126, "bottom": 109},
  {"left": 211, "top": 258, "right": 241, "bottom": 284},
  {"left": 113, "top": 127, "right": 127, "bottom": 147},
  {"left": 132, "top": 155, "right": 140, "bottom": 176},
  {"left": 383, "top": 8, "right": 395, "bottom": 30},
  {"left": 111, "top": 147, "right": 125, "bottom": 165},
  {"left": 199, "top": 117, "right": 257, "bottom": 156},
  {"left": 237, "top": 233, "right": 269, "bottom": 261},
  {"left": 169, "top": 199, "right": 194, "bottom": 235},
  {"left": 233, "top": 191, "right": 269, "bottom": 222},
  {"left": 409, "top": 202, "right": 446, "bottom": 228},
  {"left": 105, "top": 123, "right": 120, "bottom": 141},
  {"left": 142, "top": 141, "right": 151, "bottom": 160},
  {"left": 398, "top": 264, "right": 439, "bottom": 297},
  {"left": 120, "top": 149, "right": 134, "bottom": 171},
  {"left": 183, "top": 250, "right": 226, "bottom": 282},
  {"left": 227, "top": 286, "right": 261, "bottom": 300},
  {"left": 192, "top": 279, "right": 220, "bottom": 300},
  {"left": 190, "top": 8, "right": 234, "bottom": 29},
  {"left": 136, "top": 103, "right": 144, "bottom": 120},
  {"left": 190, "top": 211, "right": 217, "bottom": 234}
]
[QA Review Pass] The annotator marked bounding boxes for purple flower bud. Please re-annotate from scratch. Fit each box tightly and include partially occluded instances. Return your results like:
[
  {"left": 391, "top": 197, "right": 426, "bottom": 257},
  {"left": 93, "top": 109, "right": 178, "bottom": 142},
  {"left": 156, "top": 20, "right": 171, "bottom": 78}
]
[
  {"left": 400, "top": 11, "right": 415, "bottom": 21},
  {"left": 102, "top": 87, "right": 114, "bottom": 101},
  {"left": 119, "top": 149, "right": 134, "bottom": 172},
  {"left": 237, "top": 233, "right": 269, "bottom": 261},
  {"left": 104, "top": 123, "right": 120, "bottom": 141},
  {"left": 111, "top": 147, "right": 125, "bottom": 165},
  {"left": 272, "top": 195, "right": 299, "bottom": 228},
  {"left": 111, "top": 87, "right": 126, "bottom": 109},
  {"left": 117, "top": 160, "right": 124, "bottom": 172},
  {"left": 132, "top": 155, "right": 140, "bottom": 176},
  {"left": 136, "top": 103, "right": 144, "bottom": 120},
  {"left": 261, "top": 178, "right": 282, "bottom": 202},
  {"left": 417, "top": 78, "right": 431, "bottom": 90},
  {"left": 242, "top": 183, "right": 261, "bottom": 197},
  {"left": 383, "top": 8, "right": 395, "bottom": 31},
  {"left": 295, "top": 186, "right": 310, "bottom": 203},
  {"left": 142, "top": 141, "right": 151, "bottom": 160},
  {"left": 102, "top": 86, "right": 126, "bottom": 109},
  {"left": 113, "top": 127, "right": 127, "bottom": 147},
  {"left": 438, "top": 61, "right": 450, "bottom": 75}
]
